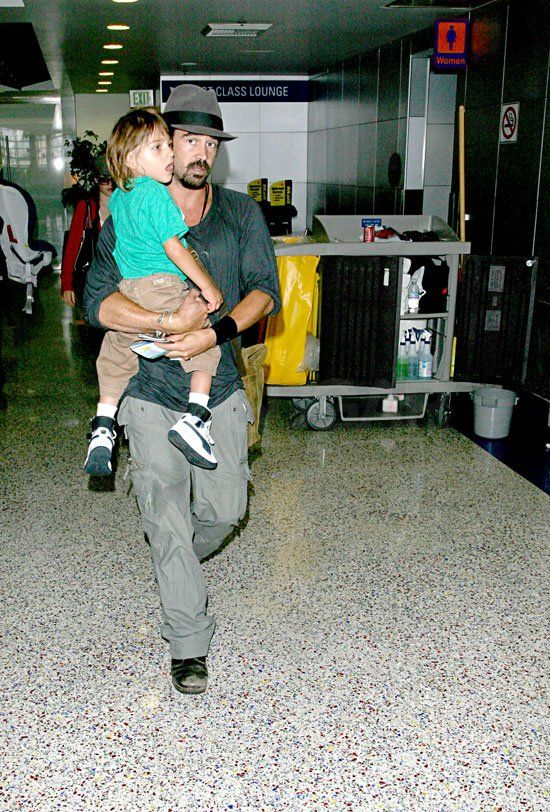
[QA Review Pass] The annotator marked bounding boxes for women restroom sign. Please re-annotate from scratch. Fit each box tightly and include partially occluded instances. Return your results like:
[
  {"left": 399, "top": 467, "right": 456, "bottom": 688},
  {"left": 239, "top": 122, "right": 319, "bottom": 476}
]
[{"left": 433, "top": 19, "right": 469, "bottom": 70}]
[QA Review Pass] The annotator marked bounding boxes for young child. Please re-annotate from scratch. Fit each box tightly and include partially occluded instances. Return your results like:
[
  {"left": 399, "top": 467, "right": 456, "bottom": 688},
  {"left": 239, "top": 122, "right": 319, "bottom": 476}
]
[{"left": 84, "top": 107, "right": 223, "bottom": 476}]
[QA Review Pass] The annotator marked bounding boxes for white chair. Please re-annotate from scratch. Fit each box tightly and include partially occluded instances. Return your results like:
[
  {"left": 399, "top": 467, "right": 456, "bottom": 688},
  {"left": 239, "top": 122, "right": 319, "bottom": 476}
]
[{"left": 0, "top": 180, "right": 56, "bottom": 313}]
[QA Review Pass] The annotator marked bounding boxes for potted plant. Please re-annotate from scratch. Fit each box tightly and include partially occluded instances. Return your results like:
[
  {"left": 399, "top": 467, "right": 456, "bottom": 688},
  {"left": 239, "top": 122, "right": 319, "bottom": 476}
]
[{"left": 62, "top": 131, "right": 107, "bottom": 209}]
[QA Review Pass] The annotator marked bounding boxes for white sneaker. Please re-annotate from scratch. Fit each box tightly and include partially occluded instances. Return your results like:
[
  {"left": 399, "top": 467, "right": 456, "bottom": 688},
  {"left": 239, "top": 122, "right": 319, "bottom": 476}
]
[
  {"left": 168, "top": 406, "right": 217, "bottom": 469},
  {"left": 84, "top": 416, "right": 116, "bottom": 476}
]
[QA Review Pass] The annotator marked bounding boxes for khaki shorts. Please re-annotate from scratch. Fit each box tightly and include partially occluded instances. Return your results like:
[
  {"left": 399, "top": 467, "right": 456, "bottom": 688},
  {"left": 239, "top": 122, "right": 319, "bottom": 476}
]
[{"left": 96, "top": 273, "right": 221, "bottom": 401}]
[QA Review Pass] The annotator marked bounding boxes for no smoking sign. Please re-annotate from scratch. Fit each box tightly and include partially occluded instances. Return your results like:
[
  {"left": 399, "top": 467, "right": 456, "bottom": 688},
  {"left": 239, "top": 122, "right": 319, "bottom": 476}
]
[{"left": 500, "top": 102, "right": 520, "bottom": 143}]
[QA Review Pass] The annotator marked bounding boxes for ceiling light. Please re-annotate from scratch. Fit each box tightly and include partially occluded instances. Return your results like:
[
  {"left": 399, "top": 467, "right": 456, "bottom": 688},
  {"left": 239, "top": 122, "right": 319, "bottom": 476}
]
[
  {"left": 103, "top": 43, "right": 123, "bottom": 49},
  {"left": 107, "top": 24, "right": 130, "bottom": 30},
  {"left": 99, "top": 72, "right": 114, "bottom": 76},
  {"left": 112, "top": 0, "right": 138, "bottom": 3},
  {"left": 98, "top": 81, "right": 112, "bottom": 85},
  {"left": 101, "top": 59, "right": 119, "bottom": 65},
  {"left": 202, "top": 23, "right": 272, "bottom": 38},
  {"left": 181, "top": 62, "right": 197, "bottom": 66},
  {"left": 96, "top": 89, "right": 109, "bottom": 93}
]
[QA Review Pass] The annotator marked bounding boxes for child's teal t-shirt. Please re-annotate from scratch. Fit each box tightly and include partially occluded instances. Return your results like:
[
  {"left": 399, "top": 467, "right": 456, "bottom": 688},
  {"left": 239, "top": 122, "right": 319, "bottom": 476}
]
[{"left": 110, "top": 176, "right": 189, "bottom": 280}]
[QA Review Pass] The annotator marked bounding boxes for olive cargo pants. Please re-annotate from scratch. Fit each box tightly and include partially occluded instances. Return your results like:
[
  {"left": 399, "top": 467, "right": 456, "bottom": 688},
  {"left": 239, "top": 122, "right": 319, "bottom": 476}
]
[{"left": 118, "top": 390, "right": 252, "bottom": 659}]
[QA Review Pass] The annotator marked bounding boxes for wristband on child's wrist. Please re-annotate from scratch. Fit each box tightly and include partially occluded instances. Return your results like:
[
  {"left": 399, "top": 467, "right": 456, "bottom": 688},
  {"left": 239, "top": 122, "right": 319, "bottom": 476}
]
[{"left": 211, "top": 315, "right": 238, "bottom": 345}]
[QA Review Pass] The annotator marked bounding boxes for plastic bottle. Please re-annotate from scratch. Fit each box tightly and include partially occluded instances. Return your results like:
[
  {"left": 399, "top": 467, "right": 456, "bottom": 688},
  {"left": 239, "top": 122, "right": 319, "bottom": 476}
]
[
  {"left": 408, "top": 329, "right": 419, "bottom": 380},
  {"left": 407, "top": 279, "right": 422, "bottom": 313},
  {"left": 397, "top": 336, "right": 409, "bottom": 380},
  {"left": 418, "top": 337, "right": 433, "bottom": 379}
]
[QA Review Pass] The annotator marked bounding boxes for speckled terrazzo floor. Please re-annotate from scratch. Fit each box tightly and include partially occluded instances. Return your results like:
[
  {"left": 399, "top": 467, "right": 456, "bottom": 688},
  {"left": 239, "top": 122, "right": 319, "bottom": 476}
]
[{"left": 0, "top": 275, "right": 549, "bottom": 812}]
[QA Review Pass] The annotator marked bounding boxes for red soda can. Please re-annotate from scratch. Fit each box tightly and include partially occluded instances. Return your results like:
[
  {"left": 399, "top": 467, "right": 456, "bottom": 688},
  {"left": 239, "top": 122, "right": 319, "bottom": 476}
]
[{"left": 363, "top": 225, "right": 375, "bottom": 243}]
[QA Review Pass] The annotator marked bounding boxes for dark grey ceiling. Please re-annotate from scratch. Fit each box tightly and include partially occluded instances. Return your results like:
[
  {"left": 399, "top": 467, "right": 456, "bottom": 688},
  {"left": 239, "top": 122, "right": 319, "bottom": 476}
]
[{"left": 0, "top": 0, "right": 469, "bottom": 95}]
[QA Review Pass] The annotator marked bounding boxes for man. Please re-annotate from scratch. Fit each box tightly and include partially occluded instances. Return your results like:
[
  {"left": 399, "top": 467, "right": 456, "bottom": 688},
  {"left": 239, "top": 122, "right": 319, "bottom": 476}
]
[{"left": 83, "top": 84, "right": 281, "bottom": 695}]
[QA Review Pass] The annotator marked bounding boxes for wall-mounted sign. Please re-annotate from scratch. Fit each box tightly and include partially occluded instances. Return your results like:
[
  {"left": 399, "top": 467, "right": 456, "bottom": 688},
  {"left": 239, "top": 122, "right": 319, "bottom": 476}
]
[
  {"left": 433, "top": 19, "right": 469, "bottom": 70},
  {"left": 129, "top": 89, "right": 154, "bottom": 108},
  {"left": 500, "top": 103, "right": 520, "bottom": 143},
  {"left": 160, "top": 78, "right": 309, "bottom": 105}
]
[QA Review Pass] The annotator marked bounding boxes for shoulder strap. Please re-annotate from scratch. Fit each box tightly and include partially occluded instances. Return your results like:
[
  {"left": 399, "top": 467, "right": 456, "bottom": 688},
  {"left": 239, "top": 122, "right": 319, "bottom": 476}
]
[
  {"left": 231, "top": 337, "right": 247, "bottom": 378},
  {"left": 189, "top": 241, "right": 249, "bottom": 378}
]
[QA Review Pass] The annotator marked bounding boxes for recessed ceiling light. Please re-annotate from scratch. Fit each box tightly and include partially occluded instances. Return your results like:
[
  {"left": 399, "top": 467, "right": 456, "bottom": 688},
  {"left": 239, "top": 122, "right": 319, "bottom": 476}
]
[
  {"left": 96, "top": 89, "right": 109, "bottom": 93},
  {"left": 99, "top": 71, "right": 114, "bottom": 76},
  {"left": 107, "top": 24, "right": 130, "bottom": 30},
  {"left": 202, "top": 23, "right": 272, "bottom": 38},
  {"left": 181, "top": 62, "right": 197, "bottom": 66},
  {"left": 112, "top": 0, "right": 138, "bottom": 3},
  {"left": 103, "top": 43, "right": 123, "bottom": 49},
  {"left": 101, "top": 59, "right": 119, "bottom": 65},
  {"left": 98, "top": 81, "right": 112, "bottom": 85}
]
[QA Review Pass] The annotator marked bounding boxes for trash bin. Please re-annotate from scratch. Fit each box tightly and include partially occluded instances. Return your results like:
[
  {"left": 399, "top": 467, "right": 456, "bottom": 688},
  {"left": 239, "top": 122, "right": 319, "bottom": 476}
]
[{"left": 472, "top": 388, "right": 518, "bottom": 439}]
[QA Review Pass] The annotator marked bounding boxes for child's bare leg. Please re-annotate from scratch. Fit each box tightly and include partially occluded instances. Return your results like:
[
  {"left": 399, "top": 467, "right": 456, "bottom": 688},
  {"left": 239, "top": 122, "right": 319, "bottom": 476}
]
[
  {"left": 189, "top": 370, "right": 212, "bottom": 400},
  {"left": 99, "top": 394, "right": 120, "bottom": 409}
]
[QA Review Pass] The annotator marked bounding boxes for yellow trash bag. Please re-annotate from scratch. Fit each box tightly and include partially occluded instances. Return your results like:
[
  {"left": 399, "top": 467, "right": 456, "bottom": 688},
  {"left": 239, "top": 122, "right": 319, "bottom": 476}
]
[{"left": 264, "top": 254, "right": 320, "bottom": 385}]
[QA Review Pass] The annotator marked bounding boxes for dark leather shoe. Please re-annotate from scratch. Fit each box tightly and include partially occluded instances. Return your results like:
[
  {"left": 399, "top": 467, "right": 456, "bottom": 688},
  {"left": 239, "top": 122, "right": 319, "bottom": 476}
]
[{"left": 171, "top": 657, "right": 208, "bottom": 695}]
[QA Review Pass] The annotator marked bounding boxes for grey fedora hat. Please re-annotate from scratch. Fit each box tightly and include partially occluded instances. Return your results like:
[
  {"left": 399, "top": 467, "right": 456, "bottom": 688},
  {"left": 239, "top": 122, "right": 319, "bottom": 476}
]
[{"left": 163, "top": 84, "right": 236, "bottom": 141}]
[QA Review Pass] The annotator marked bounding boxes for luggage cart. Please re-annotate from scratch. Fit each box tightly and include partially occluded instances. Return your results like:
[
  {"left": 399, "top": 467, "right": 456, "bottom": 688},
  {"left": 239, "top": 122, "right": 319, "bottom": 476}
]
[{"left": 267, "top": 214, "right": 484, "bottom": 429}]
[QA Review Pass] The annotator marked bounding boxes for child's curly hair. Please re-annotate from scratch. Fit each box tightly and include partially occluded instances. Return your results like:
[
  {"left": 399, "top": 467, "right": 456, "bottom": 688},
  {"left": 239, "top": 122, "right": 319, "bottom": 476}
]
[{"left": 107, "top": 107, "right": 170, "bottom": 191}]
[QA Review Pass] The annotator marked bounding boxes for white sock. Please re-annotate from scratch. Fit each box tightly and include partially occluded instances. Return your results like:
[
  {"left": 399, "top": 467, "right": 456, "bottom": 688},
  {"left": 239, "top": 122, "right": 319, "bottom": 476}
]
[
  {"left": 189, "top": 392, "right": 210, "bottom": 409},
  {"left": 97, "top": 403, "right": 118, "bottom": 419}
]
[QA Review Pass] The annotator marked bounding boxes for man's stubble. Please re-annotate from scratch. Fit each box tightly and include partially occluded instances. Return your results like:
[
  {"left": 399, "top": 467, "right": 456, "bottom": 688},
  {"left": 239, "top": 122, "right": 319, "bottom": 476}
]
[{"left": 174, "top": 159, "right": 212, "bottom": 190}]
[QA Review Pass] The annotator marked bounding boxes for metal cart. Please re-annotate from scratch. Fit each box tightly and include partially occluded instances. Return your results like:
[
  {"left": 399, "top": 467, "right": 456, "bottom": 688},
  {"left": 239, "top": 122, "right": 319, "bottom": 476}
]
[{"left": 267, "top": 213, "right": 483, "bottom": 430}]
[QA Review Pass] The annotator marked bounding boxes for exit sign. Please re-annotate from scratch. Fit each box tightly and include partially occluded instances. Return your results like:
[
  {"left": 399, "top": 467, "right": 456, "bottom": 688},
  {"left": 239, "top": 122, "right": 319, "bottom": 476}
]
[{"left": 129, "top": 89, "right": 154, "bottom": 107}]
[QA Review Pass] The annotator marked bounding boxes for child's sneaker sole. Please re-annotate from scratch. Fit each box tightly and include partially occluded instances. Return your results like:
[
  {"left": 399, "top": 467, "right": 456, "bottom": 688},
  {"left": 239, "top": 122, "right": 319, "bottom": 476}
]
[
  {"left": 84, "top": 447, "right": 113, "bottom": 476},
  {"left": 168, "top": 428, "right": 217, "bottom": 469},
  {"left": 84, "top": 416, "right": 116, "bottom": 477}
]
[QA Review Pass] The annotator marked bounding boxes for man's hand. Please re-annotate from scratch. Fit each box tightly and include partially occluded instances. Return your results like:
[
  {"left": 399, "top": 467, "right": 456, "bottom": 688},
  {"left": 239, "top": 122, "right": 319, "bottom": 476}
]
[
  {"left": 169, "top": 289, "right": 209, "bottom": 334},
  {"left": 164, "top": 327, "right": 216, "bottom": 361}
]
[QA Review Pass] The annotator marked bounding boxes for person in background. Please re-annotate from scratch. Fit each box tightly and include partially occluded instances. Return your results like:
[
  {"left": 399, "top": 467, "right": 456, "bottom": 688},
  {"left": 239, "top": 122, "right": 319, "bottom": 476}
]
[
  {"left": 84, "top": 84, "right": 281, "bottom": 696},
  {"left": 61, "top": 153, "right": 113, "bottom": 314}
]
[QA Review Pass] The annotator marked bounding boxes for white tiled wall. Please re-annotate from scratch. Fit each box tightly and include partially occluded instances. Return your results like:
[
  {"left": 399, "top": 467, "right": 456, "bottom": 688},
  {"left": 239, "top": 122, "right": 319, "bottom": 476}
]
[{"left": 180, "top": 75, "right": 309, "bottom": 233}]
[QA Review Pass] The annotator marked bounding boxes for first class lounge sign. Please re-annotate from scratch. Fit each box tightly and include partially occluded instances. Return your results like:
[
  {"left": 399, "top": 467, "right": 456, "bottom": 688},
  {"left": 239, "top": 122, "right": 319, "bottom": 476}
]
[{"left": 160, "top": 78, "right": 309, "bottom": 105}]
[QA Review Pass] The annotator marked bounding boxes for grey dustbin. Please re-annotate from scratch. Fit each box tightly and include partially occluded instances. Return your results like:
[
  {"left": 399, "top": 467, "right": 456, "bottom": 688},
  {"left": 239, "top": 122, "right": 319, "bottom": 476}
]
[{"left": 472, "top": 388, "right": 518, "bottom": 439}]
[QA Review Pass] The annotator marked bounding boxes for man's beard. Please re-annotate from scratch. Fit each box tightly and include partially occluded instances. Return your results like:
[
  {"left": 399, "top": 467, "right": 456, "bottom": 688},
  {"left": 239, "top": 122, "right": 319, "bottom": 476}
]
[{"left": 175, "top": 159, "right": 212, "bottom": 189}]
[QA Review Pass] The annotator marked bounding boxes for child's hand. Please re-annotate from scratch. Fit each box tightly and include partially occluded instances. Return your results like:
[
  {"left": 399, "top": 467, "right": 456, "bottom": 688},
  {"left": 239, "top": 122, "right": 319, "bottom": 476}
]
[{"left": 201, "top": 282, "right": 224, "bottom": 313}]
